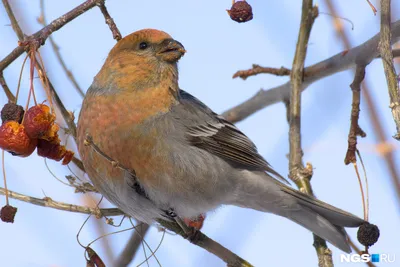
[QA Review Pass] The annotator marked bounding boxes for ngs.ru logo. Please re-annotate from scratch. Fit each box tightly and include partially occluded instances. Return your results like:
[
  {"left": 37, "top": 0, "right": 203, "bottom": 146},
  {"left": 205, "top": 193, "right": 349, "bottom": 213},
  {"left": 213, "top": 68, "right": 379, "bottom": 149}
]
[{"left": 340, "top": 253, "right": 396, "bottom": 263}]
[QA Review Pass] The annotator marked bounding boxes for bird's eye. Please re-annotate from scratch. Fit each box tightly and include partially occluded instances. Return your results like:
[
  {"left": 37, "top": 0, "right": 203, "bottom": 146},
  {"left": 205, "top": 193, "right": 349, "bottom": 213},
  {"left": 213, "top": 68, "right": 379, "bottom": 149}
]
[{"left": 139, "top": 42, "right": 148, "bottom": 50}]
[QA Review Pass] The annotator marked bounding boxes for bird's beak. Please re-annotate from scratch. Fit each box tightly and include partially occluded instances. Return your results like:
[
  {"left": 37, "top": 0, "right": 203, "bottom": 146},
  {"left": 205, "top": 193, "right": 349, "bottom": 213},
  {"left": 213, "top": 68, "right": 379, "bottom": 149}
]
[{"left": 157, "top": 39, "right": 186, "bottom": 63}]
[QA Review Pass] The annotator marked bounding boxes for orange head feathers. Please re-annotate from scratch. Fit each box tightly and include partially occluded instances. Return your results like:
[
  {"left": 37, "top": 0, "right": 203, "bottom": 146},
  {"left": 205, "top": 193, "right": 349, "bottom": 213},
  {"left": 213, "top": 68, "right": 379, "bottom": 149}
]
[{"left": 93, "top": 29, "right": 186, "bottom": 93}]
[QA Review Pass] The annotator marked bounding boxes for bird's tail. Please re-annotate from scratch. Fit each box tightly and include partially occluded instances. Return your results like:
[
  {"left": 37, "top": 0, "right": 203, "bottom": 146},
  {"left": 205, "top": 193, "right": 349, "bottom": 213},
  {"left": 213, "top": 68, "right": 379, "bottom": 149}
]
[{"left": 231, "top": 171, "right": 365, "bottom": 253}]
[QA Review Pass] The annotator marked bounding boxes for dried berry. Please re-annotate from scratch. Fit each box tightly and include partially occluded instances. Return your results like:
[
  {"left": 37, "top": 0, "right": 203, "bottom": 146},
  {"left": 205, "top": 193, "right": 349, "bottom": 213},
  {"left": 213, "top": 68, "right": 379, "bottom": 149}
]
[
  {"left": 37, "top": 139, "right": 73, "bottom": 163},
  {"left": 0, "top": 121, "right": 37, "bottom": 157},
  {"left": 1, "top": 103, "right": 24, "bottom": 124},
  {"left": 62, "top": 150, "right": 74, "bottom": 165},
  {"left": 23, "top": 104, "right": 56, "bottom": 139},
  {"left": 183, "top": 214, "right": 206, "bottom": 230},
  {"left": 1, "top": 204, "right": 17, "bottom": 223},
  {"left": 357, "top": 223, "right": 380, "bottom": 247},
  {"left": 227, "top": 1, "right": 253, "bottom": 23}
]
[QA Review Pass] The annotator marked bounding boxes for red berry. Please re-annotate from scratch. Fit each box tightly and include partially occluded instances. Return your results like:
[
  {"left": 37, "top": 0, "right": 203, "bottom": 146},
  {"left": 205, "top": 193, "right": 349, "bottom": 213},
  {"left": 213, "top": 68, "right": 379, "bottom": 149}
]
[
  {"left": 0, "top": 121, "right": 37, "bottom": 157},
  {"left": 227, "top": 1, "right": 253, "bottom": 23},
  {"left": 1, "top": 205, "right": 17, "bottom": 223}
]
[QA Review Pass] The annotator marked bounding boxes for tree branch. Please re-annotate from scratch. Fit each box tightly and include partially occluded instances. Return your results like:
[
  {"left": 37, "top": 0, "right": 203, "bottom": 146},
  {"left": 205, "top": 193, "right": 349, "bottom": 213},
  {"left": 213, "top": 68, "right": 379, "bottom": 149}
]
[
  {"left": 344, "top": 65, "right": 367, "bottom": 165},
  {"left": 233, "top": 65, "right": 290, "bottom": 80},
  {"left": 0, "top": 0, "right": 106, "bottom": 72},
  {"left": 324, "top": 0, "right": 400, "bottom": 218},
  {"left": 97, "top": 1, "right": 122, "bottom": 41},
  {"left": 222, "top": 20, "right": 400, "bottom": 123},
  {"left": 2, "top": 0, "right": 24, "bottom": 40},
  {"left": 288, "top": 2, "right": 332, "bottom": 266},
  {"left": 38, "top": 0, "right": 85, "bottom": 98},
  {"left": 0, "top": 72, "right": 15, "bottom": 103},
  {"left": 0, "top": 186, "right": 124, "bottom": 217},
  {"left": 158, "top": 220, "right": 253, "bottom": 267},
  {"left": 379, "top": 0, "right": 400, "bottom": 140}
]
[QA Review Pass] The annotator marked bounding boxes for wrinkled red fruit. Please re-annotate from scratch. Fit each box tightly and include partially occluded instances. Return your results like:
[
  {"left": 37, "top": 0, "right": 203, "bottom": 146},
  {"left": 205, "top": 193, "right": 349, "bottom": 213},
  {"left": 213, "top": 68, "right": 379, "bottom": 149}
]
[
  {"left": 37, "top": 139, "right": 74, "bottom": 164},
  {"left": 227, "top": 1, "right": 253, "bottom": 23},
  {"left": 23, "top": 104, "right": 56, "bottom": 140},
  {"left": 0, "top": 121, "right": 37, "bottom": 157},
  {"left": 1, "top": 205, "right": 17, "bottom": 223},
  {"left": 1, "top": 103, "right": 24, "bottom": 124}
]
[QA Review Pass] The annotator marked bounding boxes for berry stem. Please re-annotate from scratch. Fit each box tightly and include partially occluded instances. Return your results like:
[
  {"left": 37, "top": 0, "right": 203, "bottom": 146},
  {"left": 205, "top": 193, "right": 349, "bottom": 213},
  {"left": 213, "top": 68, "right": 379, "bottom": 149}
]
[
  {"left": 29, "top": 51, "right": 38, "bottom": 106},
  {"left": 36, "top": 51, "right": 54, "bottom": 114},
  {"left": 15, "top": 53, "right": 29, "bottom": 103},
  {"left": 2, "top": 150, "right": 9, "bottom": 205},
  {"left": 353, "top": 162, "right": 367, "bottom": 221}
]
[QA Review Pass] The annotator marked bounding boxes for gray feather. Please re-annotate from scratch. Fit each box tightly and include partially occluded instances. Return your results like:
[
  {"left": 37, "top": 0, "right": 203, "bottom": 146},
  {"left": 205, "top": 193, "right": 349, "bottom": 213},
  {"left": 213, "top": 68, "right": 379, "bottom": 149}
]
[{"left": 177, "top": 90, "right": 289, "bottom": 184}]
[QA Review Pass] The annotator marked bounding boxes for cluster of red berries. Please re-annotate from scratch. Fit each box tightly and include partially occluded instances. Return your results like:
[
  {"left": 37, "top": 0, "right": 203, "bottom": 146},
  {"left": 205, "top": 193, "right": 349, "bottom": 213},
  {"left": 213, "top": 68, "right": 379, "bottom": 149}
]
[{"left": 0, "top": 103, "right": 73, "bottom": 164}]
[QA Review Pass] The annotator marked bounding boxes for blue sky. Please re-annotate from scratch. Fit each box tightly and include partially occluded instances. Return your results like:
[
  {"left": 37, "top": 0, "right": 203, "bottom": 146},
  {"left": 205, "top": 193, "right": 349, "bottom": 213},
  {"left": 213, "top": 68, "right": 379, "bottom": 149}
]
[{"left": 0, "top": 0, "right": 399, "bottom": 266}]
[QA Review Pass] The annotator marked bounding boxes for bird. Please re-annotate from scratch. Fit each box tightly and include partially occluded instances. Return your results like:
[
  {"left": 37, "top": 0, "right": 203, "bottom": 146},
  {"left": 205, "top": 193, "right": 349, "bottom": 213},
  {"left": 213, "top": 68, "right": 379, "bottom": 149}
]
[{"left": 77, "top": 29, "right": 365, "bottom": 253}]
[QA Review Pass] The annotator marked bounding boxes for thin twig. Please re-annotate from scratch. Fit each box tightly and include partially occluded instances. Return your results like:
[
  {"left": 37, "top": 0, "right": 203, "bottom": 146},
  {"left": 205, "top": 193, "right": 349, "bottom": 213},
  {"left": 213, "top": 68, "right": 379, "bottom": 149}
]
[
  {"left": 365, "top": 0, "right": 377, "bottom": 15},
  {"left": 97, "top": 1, "right": 122, "bottom": 41},
  {"left": 0, "top": 186, "right": 124, "bottom": 217},
  {"left": 0, "top": 0, "right": 107, "bottom": 72},
  {"left": 233, "top": 65, "right": 290, "bottom": 80},
  {"left": 288, "top": 1, "right": 332, "bottom": 266},
  {"left": 2, "top": 0, "right": 24, "bottom": 40},
  {"left": 38, "top": 0, "right": 85, "bottom": 98},
  {"left": 348, "top": 237, "right": 377, "bottom": 267},
  {"left": 356, "top": 150, "right": 369, "bottom": 222},
  {"left": 35, "top": 60, "right": 77, "bottom": 139},
  {"left": 379, "top": 0, "right": 400, "bottom": 140},
  {"left": 115, "top": 223, "right": 151, "bottom": 267},
  {"left": 2, "top": 151, "right": 9, "bottom": 205},
  {"left": 158, "top": 220, "right": 253, "bottom": 267},
  {"left": 84, "top": 134, "right": 136, "bottom": 178},
  {"left": 222, "top": 20, "right": 400, "bottom": 123},
  {"left": 323, "top": 0, "right": 400, "bottom": 210},
  {"left": 344, "top": 65, "right": 367, "bottom": 165},
  {"left": 0, "top": 72, "right": 15, "bottom": 103}
]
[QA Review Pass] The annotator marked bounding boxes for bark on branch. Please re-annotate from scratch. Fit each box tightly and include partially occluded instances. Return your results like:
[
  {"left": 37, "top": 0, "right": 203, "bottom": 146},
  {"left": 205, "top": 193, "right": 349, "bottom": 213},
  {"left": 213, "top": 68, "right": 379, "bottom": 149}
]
[
  {"left": 223, "top": 20, "right": 400, "bottom": 123},
  {"left": 379, "top": 0, "right": 400, "bottom": 140}
]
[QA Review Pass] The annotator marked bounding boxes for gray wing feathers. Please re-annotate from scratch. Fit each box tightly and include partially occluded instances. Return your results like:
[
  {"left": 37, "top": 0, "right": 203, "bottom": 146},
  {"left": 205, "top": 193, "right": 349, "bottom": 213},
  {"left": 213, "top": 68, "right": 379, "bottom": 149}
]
[{"left": 178, "top": 90, "right": 289, "bottom": 184}]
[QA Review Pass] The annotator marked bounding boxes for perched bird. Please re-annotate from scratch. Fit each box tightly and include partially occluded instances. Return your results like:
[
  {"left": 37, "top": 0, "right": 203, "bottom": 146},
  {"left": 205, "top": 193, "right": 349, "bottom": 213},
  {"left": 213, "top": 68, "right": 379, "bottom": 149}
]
[{"left": 77, "top": 29, "right": 364, "bottom": 252}]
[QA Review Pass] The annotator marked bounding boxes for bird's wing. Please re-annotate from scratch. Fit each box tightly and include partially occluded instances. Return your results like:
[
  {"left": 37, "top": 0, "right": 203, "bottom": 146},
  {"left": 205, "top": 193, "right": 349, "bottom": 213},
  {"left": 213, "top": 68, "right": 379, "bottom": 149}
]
[{"left": 175, "top": 90, "right": 289, "bottom": 184}]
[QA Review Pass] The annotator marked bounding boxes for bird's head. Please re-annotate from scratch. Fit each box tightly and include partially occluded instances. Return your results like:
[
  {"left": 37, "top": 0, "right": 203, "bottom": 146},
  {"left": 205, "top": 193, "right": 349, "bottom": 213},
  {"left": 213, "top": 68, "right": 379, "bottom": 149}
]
[
  {"left": 109, "top": 29, "right": 186, "bottom": 64},
  {"left": 93, "top": 29, "right": 186, "bottom": 93}
]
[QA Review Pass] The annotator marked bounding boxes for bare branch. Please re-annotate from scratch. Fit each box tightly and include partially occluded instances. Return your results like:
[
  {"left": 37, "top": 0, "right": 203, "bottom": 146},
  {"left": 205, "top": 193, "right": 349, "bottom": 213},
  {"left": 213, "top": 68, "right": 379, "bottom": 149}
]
[
  {"left": 1, "top": 0, "right": 24, "bottom": 40},
  {"left": 324, "top": 0, "right": 400, "bottom": 214},
  {"left": 233, "top": 65, "right": 290, "bottom": 80},
  {"left": 35, "top": 62, "right": 78, "bottom": 139},
  {"left": 0, "top": 186, "right": 124, "bottom": 217},
  {"left": 379, "top": 0, "right": 400, "bottom": 140},
  {"left": 344, "top": 65, "right": 367, "bottom": 165},
  {"left": 158, "top": 220, "right": 253, "bottom": 267},
  {"left": 0, "top": 72, "right": 15, "bottom": 103},
  {"left": 0, "top": 0, "right": 107, "bottom": 72},
  {"left": 97, "top": 1, "right": 122, "bottom": 41},
  {"left": 38, "top": 0, "right": 85, "bottom": 98},
  {"left": 222, "top": 20, "right": 400, "bottom": 123},
  {"left": 287, "top": 1, "right": 332, "bottom": 266},
  {"left": 348, "top": 237, "right": 377, "bottom": 267}
]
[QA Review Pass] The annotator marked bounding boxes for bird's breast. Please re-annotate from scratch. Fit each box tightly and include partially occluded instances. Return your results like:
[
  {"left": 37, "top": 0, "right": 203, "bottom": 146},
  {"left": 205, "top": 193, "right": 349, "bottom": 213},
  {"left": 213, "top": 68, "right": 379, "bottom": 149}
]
[{"left": 77, "top": 89, "right": 175, "bottom": 192}]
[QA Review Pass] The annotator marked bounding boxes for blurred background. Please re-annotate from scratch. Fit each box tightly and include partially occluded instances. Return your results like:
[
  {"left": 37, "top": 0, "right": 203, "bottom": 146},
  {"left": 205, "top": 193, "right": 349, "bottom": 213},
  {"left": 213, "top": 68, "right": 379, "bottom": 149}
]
[{"left": 0, "top": 0, "right": 399, "bottom": 266}]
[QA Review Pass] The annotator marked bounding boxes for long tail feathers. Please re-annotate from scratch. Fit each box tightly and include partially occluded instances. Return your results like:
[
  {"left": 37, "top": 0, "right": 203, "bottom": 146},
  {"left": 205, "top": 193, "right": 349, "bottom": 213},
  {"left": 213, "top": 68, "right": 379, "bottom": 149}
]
[
  {"left": 235, "top": 172, "right": 365, "bottom": 253},
  {"left": 280, "top": 185, "right": 365, "bottom": 253}
]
